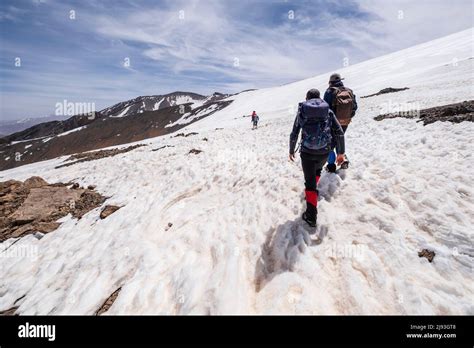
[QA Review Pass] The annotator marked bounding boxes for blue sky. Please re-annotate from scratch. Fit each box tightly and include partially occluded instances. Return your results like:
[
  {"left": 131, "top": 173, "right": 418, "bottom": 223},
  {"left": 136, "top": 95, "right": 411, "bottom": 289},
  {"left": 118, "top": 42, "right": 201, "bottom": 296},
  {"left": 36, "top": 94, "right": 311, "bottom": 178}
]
[{"left": 0, "top": 0, "right": 472, "bottom": 120}]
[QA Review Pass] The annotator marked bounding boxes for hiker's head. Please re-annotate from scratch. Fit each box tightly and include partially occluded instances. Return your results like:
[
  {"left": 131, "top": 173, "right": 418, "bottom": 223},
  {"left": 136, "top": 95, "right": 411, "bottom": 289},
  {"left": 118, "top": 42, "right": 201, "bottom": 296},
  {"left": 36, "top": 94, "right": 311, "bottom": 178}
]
[
  {"left": 306, "top": 89, "right": 320, "bottom": 100},
  {"left": 329, "top": 73, "right": 344, "bottom": 85},
  {"left": 252, "top": 111, "right": 256, "bottom": 115}
]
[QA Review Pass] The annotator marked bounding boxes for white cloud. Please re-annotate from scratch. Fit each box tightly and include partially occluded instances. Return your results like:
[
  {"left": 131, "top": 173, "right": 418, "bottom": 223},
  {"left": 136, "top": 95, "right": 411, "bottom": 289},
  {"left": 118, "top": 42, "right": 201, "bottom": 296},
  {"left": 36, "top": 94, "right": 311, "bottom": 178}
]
[
  {"left": 91, "top": 0, "right": 473, "bottom": 91},
  {"left": 1, "top": 0, "right": 472, "bottom": 120}
]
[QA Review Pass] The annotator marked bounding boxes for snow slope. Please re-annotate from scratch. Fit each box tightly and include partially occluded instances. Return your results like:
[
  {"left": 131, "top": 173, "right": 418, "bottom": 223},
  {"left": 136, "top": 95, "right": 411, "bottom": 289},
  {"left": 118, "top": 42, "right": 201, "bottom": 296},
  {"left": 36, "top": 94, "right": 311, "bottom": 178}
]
[{"left": 0, "top": 28, "right": 473, "bottom": 315}]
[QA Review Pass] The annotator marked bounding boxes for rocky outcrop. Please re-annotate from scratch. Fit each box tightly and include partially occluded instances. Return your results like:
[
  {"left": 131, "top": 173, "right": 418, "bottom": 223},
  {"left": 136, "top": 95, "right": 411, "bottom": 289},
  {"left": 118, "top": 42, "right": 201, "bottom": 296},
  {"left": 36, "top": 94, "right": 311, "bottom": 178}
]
[
  {"left": 55, "top": 144, "right": 146, "bottom": 169},
  {"left": 0, "top": 177, "right": 106, "bottom": 242},
  {"left": 374, "top": 100, "right": 474, "bottom": 125}
]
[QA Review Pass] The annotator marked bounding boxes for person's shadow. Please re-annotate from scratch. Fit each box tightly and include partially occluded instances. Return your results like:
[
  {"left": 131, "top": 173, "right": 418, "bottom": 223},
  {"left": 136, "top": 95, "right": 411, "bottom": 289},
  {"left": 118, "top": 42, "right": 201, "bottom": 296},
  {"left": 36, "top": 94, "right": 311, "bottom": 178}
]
[{"left": 254, "top": 218, "right": 328, "bottom": 293}]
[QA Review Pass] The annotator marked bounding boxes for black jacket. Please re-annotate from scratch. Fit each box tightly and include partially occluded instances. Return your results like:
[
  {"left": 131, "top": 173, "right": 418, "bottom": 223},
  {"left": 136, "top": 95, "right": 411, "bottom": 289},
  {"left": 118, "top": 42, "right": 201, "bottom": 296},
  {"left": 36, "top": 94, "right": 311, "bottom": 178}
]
[{"left": 289, "top": 99, "right": 345, "bottom": 155}]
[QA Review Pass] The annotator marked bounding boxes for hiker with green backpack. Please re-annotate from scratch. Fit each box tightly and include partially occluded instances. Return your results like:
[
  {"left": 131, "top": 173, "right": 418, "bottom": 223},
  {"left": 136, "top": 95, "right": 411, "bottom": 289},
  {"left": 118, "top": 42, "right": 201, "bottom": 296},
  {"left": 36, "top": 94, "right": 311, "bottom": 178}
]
[{"left": 323, "top": 73, "right": 358, "bottom": 173}]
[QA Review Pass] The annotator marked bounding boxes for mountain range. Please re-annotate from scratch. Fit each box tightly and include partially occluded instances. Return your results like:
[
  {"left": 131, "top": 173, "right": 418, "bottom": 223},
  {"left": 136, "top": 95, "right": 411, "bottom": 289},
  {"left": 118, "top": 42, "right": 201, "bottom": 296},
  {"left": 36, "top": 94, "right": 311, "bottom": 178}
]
[{"left": 0, "top": 91, "right": 231, "bottom": 170}]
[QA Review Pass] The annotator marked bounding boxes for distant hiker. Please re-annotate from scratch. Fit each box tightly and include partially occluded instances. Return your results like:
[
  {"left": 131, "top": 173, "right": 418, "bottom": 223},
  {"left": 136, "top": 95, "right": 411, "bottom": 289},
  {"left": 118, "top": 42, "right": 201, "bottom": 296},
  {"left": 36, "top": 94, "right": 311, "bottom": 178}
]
[
  {"left": 289, "top": 89, "right": 345, "bottom": 227},
  {"left": 323, "top": 73, "right": 357, "bottom": 172},
  {"left": 251, "top": 111, "right": 259, "bottom": 129}
]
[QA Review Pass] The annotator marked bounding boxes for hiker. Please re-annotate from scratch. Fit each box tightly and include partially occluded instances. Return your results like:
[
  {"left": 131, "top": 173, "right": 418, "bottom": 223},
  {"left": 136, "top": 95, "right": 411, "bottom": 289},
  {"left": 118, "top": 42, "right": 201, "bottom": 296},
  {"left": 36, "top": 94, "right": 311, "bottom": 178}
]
[
  {"left": 289, "top": 89, "right": 345, "bottom": 227},
  {"left": 251, "top": 111, "right": 259, "bottom": 129},
  {"left": 323, "top": 73, "right": 357, "bottom": 172}
]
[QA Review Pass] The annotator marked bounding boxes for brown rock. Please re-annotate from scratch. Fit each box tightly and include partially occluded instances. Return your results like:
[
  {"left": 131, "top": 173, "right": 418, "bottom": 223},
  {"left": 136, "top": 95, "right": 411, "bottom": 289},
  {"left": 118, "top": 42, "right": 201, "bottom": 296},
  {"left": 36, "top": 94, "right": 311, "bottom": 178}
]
[
  {"left": 95, "top": 288, "right": 121, "bottom": 315},
  {"left": 0, "top": 176, "right": 105, "bottom": 242},
  {"left": 100, "top": 205, "right": 121, "bottom": 219},
  {"left": 73, "top": 191, "right": 106, "bottom": 219},
  {"left": 34, "top": 221, "right": 61, "bottom": 233},
  {"left": 23, "top": 176, "right": 48, "bottom": 189},
  {"left": 185, "top": 132, "right": 198, "bottom": 137},
  {"left": 10, "top": 186, "right": 82, "bottom": 221},
  {"left": 418, "top": 249, "right": 436, "bottom": 263},
  {"left": 0, "top": 306, "right": 18, "bottom": 316}
]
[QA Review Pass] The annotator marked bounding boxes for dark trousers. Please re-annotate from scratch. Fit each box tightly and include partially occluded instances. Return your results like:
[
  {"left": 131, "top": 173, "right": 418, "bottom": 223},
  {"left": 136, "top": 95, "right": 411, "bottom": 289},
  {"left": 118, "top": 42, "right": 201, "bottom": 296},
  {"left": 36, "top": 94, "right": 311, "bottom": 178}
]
[
  {"left": 301, "top": 151, "right": 329, "bottom": 221},
  {"left": 328, "top": 124, "right": 348, "bottom": 165}
]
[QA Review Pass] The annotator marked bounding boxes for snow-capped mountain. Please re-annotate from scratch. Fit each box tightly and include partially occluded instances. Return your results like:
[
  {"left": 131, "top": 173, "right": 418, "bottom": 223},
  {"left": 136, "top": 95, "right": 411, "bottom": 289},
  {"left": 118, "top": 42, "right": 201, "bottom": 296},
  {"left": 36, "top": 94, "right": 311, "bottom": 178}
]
[
  {"left": 0, "top": 28, "right": 472, "bottom": 315},
  {"left": 100, "top": 91, "right": 230, "bottom": 118},
  {"left": 0, "top": 92, "right": 232, "bottom": 171}
]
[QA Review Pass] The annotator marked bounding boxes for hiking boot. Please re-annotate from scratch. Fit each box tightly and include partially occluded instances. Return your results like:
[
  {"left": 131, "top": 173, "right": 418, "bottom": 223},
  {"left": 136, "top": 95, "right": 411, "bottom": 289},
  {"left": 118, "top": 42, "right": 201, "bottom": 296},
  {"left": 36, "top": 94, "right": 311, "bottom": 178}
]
[
  {"left": 326, "top": 163, "right": 337, "bottom": 173},
  {"left": 340, "top": 155, "right": 350, "bottom": 169},
  {"left": 302, "top": 212, "right": 317, "bottom": 227},
  {"left": 340, "top": 160, "right": 350, "bottom": 169}
]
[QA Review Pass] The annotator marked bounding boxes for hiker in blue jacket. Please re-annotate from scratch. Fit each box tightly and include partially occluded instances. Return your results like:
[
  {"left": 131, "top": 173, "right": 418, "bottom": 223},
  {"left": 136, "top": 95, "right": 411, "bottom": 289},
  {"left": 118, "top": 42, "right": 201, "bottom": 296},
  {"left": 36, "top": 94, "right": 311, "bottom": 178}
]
[
  {"left": 289, "top": 89, "right": 345, "bottom": 227},
  {"left": 323, "top": 73, "right": 357, "bottom": 172}
]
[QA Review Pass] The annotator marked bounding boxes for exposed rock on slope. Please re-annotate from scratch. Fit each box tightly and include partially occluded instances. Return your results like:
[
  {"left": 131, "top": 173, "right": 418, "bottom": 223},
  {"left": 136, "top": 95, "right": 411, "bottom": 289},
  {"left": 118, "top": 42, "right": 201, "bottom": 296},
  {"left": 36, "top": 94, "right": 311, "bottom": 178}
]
[
  {"left": 0, "top": 177, "right": 105, "bottom": 242},
  {"left": 100, "top": 205, "right": 121, "bottom": 219},
  {"left": 95, "top": 288, "right": 122, "bottom": 315},
  {"left": 374, "top": 100, "right": 474, "bottom": 125},
  {"left": 55, "top": 144, "right": 146, "bottom": 169},
  {"left": 361, "top": 87, "right": 409, "bottom": 98}
]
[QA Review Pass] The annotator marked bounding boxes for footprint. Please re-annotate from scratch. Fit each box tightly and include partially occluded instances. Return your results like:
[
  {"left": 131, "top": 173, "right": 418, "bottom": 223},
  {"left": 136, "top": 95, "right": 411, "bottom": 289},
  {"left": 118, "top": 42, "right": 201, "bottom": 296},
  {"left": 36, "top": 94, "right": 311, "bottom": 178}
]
[{"left": 162, "top": 187, "right": 203, "bottom": 212}]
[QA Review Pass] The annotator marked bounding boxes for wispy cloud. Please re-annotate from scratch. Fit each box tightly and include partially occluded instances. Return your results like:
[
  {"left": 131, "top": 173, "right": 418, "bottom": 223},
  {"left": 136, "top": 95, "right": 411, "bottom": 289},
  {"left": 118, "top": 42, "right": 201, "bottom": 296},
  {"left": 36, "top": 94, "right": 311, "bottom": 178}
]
[{"left": 0, "top": 0, "right": 472, "bottom": 120}]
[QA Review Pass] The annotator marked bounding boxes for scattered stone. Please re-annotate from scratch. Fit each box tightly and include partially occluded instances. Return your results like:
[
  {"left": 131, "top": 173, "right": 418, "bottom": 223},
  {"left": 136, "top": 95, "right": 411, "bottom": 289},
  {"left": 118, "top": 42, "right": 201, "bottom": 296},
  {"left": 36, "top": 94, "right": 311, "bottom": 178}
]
[
  {"left": 14, "top": 294, "right": 26, "bottom": 305},
  {"left": 33, "top": 232, "right": 44, "bottom": 240},
  {"left": 152, "top": 145, "right": 174, "bottom": 152},
  {"left": 95, "top": 287, "right": 122, "bottom": 315},
  {"left": 100, "top": 205, "right": 121, "bottom": 219},
  {"left": 202, "top": 138, "right": 208, "bottom": 141},
  {"left": 74, "top": 191, "right": 106, "bottom": 219},
  {"left": 174, "top": 132, "right": 198, "bottom": 138},
  {"left": 418, "top": 249, "right": 436, "bottom": 263},
  {"left": 87, "top": 185, "right": 96, "bottom": 190},
  {"left": 361, "top": 87, "right": 409, "bottom": 99},
  {"left": 55, "top": 144, "right": 146, "bottom": 169},
  {"left": 165, "top": 222, "right": 173, "bottom": 231},
  {"left": 188, "top": 149, "right": 202, "bottom": 155},
  {"left": 71, "top": 183, "right": 80, "bottom": 189}
]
